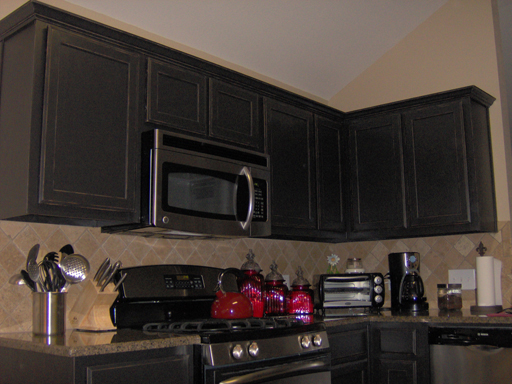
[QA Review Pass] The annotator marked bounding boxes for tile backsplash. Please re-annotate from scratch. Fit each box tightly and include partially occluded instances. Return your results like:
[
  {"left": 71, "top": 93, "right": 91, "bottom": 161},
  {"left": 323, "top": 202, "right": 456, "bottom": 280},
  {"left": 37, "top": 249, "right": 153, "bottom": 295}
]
[{"left": 0, "top": 220, "right": 510, "bottom": 332}]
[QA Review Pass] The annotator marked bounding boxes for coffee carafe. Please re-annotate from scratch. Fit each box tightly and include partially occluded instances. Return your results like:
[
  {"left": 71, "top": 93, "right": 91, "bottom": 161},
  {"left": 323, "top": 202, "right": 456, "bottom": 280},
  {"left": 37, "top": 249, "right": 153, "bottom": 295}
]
[{"left": 388, "top": 252, "right": 429, "bottom": 312}]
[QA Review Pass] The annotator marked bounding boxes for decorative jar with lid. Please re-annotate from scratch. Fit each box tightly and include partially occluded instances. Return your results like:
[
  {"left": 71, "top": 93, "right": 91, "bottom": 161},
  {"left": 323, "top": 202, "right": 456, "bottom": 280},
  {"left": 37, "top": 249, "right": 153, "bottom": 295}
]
[
  {"left": 264, "top": 261, "right": 288, "bottom": 316},
  {"left": 286, "top": 266, "right": 314, "bottom": 315},
  {"left": 238, "top": 250, "right": 264, "bottom": 318}
]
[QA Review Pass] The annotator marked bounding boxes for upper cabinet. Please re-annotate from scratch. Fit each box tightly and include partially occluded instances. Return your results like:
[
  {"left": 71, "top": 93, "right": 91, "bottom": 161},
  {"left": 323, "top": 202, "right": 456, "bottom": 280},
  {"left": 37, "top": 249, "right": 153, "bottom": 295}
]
[
  {"left": 347, "top": 87, "right": 497, "bottom": 240},
  {"left": 266, "top": 99, "right": 317, "bottom": 231},
  {"left": 0, "top": 3, "right": 498, "bottom": 242},
  {"left": 146, "top": 58, "right": 263, "bottom": 152},
  {"left": 0, "top": 22, "right": 142, "bottom": 225},
  {"left": 265, "top": 99, "right": 346, "bottom": 241}
]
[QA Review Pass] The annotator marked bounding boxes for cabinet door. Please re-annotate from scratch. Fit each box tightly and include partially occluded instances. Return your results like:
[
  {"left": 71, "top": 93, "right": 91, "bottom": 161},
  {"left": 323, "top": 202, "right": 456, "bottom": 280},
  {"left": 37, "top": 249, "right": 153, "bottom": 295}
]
[
  {"left": 40, "top": 27, "right": 141, "bottom": 222},
  {"left": 403, "top": 101, "right": 470, "bottom": 228},
  {"left": 370, "top": 323, "right": 430, "bottom": 384},
  {"left": 86, "top": 355, "right": 191, "bottom": 384},
  {"left": 316, "top": 116, "right": 345, "bottom": 232},
  {"left": 147, "top": 57, "right": 207, "bottom": 134},
  {"left": 266, "top": 99, "right": 316, "bottom": 229},
  {"left": 210, "top": 78, "right": 262, "bottom": 151},
  {"left": 332, "top": 360, "right": 368, "bottom": 384},
  {"left": 348, "top": 114, "right": 406, "bottom": 233}
]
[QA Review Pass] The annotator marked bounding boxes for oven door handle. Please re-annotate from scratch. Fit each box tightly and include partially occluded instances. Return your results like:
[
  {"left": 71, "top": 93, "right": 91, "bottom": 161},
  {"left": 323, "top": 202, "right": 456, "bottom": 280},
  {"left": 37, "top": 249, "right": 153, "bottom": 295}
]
[
  {"left": 239, "top": 166, "right": 255, "bottom": 231},
  {"left": 219, "top": 360, "right": 328, "bottom": 384}
]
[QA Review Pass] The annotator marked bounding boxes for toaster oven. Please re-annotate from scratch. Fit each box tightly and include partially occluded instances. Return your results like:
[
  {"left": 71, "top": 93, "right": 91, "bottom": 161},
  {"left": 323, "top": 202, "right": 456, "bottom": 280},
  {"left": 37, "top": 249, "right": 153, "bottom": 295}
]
[{"left": 315, "top": 273, "right": 385, "bottom": 312}]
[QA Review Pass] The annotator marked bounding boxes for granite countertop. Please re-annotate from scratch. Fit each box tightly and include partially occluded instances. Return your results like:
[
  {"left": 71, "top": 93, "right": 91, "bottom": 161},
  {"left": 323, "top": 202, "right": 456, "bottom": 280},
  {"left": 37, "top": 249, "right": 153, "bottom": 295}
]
[
  {"left": 323, "top": 308, "right": 512, "bottom": 328},
  {"left": 0, "top": 328, "right": 200, "bottom": 357},
  {"left": 1, "top": 309, "right": 511, "bottom": 357}
]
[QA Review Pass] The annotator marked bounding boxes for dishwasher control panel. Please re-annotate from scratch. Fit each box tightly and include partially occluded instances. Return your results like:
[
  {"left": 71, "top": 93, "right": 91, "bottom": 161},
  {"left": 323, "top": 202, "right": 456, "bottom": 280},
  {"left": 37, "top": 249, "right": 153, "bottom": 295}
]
[{"left": 429, "top": 326, "right": 512, "bottom": 348}]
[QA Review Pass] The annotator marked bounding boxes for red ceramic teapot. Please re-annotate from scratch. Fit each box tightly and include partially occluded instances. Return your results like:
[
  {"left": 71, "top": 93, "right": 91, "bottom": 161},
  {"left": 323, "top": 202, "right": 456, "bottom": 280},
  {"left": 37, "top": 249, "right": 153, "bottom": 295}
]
[{"left": 211, "top": 268, "right": 253, "bottom": 319}]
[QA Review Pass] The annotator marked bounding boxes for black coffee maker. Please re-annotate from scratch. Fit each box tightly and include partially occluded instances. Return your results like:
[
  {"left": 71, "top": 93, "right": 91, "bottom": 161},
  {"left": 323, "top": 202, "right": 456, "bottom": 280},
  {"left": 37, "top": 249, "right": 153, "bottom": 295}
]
[{"left": 388, "top": 252, "right": 428, "bottom": 312}]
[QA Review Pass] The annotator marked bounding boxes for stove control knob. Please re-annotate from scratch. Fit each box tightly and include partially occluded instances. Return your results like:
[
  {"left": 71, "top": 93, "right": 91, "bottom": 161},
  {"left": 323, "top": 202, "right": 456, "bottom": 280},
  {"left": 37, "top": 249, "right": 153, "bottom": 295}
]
[
  {"left": 374, "top": 285, "right": 383, "bottom": 294},
  {"left": 248, "top": 342, "right": 259, "bottom": 357},
  {"left": 232, "top": 344, "right": 244, "bottom": 360},
  {"left": 301, "top": 335, "right": 312, "bottom": 349},
  {"left": 313, "top": 334, "right": 323, "bottom": 347},
  {"left": 374, "top": 275, "right": 383, "bottom": 285}
]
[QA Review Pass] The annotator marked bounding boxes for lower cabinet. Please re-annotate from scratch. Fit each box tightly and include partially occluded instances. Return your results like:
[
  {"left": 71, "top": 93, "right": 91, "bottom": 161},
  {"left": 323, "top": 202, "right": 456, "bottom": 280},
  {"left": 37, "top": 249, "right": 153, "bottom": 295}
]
[
  {"left": 0, "top": 344, "right": 195, "bottom": 384},
  {"left": 369, "top": 322, "right": 430, "bottom": 384},
  {"left": 328, "top": 323, "right": 369, "bottom": 384}
]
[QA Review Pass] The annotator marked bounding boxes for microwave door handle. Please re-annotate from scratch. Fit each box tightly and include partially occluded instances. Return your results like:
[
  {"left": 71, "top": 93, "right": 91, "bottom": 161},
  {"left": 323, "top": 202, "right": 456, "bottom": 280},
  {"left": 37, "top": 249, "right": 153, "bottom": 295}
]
[{"left": 240, "top": 166, "right": 255, "bottom": 230}]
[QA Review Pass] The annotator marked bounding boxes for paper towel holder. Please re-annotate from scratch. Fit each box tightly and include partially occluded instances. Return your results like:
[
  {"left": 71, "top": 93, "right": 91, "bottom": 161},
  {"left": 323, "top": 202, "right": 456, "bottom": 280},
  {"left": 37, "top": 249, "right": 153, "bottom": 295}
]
[{"left": 470, "top": 242, "right": 503, "bottom": 315}]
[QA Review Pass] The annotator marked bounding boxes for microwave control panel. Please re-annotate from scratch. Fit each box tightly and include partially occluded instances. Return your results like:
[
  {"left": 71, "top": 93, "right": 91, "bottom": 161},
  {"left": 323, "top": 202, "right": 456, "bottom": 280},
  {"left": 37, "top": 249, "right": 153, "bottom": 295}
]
[{"left": 253, "top": 179, "right": 267, "bottom": 221}]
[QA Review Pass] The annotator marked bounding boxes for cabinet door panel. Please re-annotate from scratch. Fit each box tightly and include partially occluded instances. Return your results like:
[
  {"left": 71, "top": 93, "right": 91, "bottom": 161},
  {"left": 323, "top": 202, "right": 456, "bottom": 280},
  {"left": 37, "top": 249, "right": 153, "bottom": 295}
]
[
  {"left": 403, "top": 101, "right": 469, "bottom": 227},
  {"left": 87, "top": 355, "right": 191, "bottom": 384},
  {"left": 147, "top": 58, "right": 207, "bottom": 134},
  {"left": 210, "top": 78, "right": 262, "bottom": 151},
  {"left": 332, "top": 360, "right": 368, "bottom": 384},
  {"left": 373, "top": 359, "right": 417, "bottom": 384},
  {"left": 349, "top": 114, "right": 406, "bottom": 232},
  {"left": 41, "top": 27, "right": 140, "bottom": 217},
  {"left": 266, "top": 99, "right": 316, "bottom": 229},
  {"left": 316, "top": 116, "right": 345, "bottom": 232}
]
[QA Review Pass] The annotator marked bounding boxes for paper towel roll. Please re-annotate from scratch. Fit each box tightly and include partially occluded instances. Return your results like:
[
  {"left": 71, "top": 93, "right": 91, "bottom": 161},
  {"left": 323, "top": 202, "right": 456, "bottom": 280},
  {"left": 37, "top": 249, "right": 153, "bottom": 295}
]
[{"left": 476, "top": 256, "right": 496, "bottom": 306}]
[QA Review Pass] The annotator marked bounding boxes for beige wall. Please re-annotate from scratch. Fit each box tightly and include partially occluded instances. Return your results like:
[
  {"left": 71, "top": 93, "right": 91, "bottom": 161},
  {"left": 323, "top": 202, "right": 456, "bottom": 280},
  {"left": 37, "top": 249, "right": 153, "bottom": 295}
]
[{"left": 329, "top": 0, "right": 510, "bottom": 222}]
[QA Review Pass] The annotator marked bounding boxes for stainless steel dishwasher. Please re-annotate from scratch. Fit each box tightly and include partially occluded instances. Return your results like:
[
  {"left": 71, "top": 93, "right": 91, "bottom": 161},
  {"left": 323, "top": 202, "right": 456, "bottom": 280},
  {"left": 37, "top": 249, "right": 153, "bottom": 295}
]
[{"left": 429, "top": 326, "right": 512, "bottom": 384}]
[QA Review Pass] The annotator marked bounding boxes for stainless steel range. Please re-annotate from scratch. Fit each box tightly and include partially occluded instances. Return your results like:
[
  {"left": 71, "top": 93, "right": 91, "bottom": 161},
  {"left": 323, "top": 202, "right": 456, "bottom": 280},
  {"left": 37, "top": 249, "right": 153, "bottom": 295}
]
[{"left": 112, "top": 265, "right": 331, "bottom": 384}]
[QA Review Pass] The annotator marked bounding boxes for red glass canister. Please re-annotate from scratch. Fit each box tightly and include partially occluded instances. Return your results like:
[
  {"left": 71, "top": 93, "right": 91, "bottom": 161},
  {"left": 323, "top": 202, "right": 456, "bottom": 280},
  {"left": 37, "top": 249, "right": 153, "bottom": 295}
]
[
  {"left": 264, "top": 261, "right": 288, "bottom": 316},
  {"left": 238, "top": 250, "right": 264, "bottom": 318},
  {"left": 286, "top": 266, "right": 314, "bottom": 315}
]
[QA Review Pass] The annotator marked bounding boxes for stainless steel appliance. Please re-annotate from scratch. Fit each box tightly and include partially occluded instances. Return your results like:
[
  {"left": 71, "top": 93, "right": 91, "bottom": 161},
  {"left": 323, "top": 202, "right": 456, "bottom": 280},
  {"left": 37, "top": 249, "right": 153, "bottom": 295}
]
[
  {"left": 388, "top": 252, "right": 428, "bottom": 313},
  {"left": 103, "top": 130, "right": 271, "bottom": 239},
  {"left": 430, "top": 326, "right": 512, "bottom": 384},
  {"left": 112, "top": 265, "right": 331, "bottom": 384},
  {"left": 314, "top": 273, "right": 385, "bottom": 315}
]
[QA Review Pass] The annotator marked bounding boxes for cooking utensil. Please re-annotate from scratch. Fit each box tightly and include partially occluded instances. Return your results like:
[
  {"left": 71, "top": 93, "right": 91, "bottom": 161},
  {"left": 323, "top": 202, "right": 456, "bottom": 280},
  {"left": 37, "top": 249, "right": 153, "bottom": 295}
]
[
  {"left": 113, "top": 272, "right": 127, "bottom": 291},
  {"left": 20, "top": 270, "right": 37, "bottom": 292},
  {"left": 26, "top": 244, "right": 41, "bottom": 290},
  {"left": 59, "top": 253, "right": 90, "bottom": 285},
  {"left": 93, "top": 258, "right": 110, "bottom": 283},
  {"left": 100, "top": 261, "right": 121, "bottom": 292},
  {"left": 97, "top": 264, "right": 112, "bottom": 287},
  {"left": 211, "top": 268, "right": 253, "bottom": 319},
  {"left": 9, "top": 273, "right": 25, "bottom": 286},
  {"left": 59, "top": 244, "right": 74, "bottom": 257}
]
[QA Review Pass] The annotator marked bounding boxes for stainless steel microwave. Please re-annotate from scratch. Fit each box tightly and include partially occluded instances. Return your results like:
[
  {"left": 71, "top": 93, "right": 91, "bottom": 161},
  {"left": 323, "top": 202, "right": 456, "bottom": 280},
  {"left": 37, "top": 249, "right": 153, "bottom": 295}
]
[{"left": 103, "top": 130, "right": 271, "bottom": 239}]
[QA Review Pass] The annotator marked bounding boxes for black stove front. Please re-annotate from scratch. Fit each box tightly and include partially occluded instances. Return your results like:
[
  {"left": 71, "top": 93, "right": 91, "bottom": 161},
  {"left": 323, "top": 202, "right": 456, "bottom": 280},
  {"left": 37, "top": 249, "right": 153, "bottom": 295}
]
[{"left": 112, "top": 265, "right": 331, "bottom": 384}]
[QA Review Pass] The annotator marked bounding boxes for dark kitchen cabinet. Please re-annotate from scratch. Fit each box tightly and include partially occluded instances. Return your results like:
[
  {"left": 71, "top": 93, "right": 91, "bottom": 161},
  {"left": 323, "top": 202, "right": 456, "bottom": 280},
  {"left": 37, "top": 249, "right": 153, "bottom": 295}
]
[
  {"left": 266, "top": 99, "right": 317, "bottom": 231},
  {"left": 146, "top": 58, "right": 263, "bottom": 151},
  {"left": 265, "top": 99, "right": 347, "bottom": 240},
  {"left": 0, "top": 22, "right": 142, "bottom": 225},
  {"left": 348, "top": 114, "right": 405, "bottom": 234},
  {"left": 328, "top": 323, "right": 369, "bottom": 384},
  {"left": 369, "top": 322, "right": 430, "bottom": 384},
  {"left": 316, "top": 115, "right": 346, "bottom": 234},
  {"left": 347, "top": 87, "right": 496, "bottom": 240},
  {"left": 209, "top": 78, "right": 262, "bottom": 151},
  {"left": 0, "top": 344, "right": 194, "bottom": 384},
  {"left": 147, "top": 57, "right": 207, "bottom": 136}
]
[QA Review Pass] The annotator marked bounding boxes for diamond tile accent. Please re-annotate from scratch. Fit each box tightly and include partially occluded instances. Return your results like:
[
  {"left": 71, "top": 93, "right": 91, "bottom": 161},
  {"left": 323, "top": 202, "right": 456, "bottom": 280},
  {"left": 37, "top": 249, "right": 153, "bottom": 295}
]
[{"left": 0, "top": 220, "right": 510, "bottom": 332}]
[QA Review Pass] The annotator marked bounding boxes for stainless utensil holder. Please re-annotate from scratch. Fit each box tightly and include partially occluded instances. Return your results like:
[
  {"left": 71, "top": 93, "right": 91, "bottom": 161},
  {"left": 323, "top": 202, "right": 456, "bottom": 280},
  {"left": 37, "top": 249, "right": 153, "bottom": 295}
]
[{"left": 32, "top": 292, "right": 66, "bottom": 336}]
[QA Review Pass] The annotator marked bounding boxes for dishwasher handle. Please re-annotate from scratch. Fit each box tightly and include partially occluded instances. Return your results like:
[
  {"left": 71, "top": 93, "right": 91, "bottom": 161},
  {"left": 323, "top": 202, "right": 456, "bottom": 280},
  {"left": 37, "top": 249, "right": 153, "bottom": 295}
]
[{"left": 467, "top": 344, "right": 504, "bottom": 354}]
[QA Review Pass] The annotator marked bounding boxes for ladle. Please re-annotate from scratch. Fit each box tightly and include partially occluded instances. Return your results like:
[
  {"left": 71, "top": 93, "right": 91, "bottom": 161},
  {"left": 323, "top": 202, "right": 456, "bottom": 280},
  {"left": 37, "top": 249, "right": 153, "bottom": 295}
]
[{"left": 59, "top": 254, "right": 90, "bottom": 291}]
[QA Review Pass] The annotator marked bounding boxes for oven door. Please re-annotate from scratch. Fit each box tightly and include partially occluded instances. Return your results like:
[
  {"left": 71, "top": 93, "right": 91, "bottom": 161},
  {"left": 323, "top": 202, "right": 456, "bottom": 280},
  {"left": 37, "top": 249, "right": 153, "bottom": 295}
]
[
  {"left": 151, "top": 147, "right": 270, "bottom": 237},
  {"left": 205, "top": 354, "right": 331, "bottom": 384}
]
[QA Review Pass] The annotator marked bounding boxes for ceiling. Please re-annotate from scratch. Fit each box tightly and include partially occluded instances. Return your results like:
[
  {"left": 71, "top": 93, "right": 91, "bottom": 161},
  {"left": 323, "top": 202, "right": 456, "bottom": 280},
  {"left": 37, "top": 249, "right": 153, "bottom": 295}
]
[{"left": 7, "top": 0, "right": 449, "bottom": 101}]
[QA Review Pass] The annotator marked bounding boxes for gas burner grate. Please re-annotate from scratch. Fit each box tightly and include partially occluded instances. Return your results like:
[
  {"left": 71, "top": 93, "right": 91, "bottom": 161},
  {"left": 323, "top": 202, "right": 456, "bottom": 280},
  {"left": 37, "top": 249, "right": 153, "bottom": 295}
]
[{"left": 142, "top": 317, "right": 304, "bottom": 334}]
